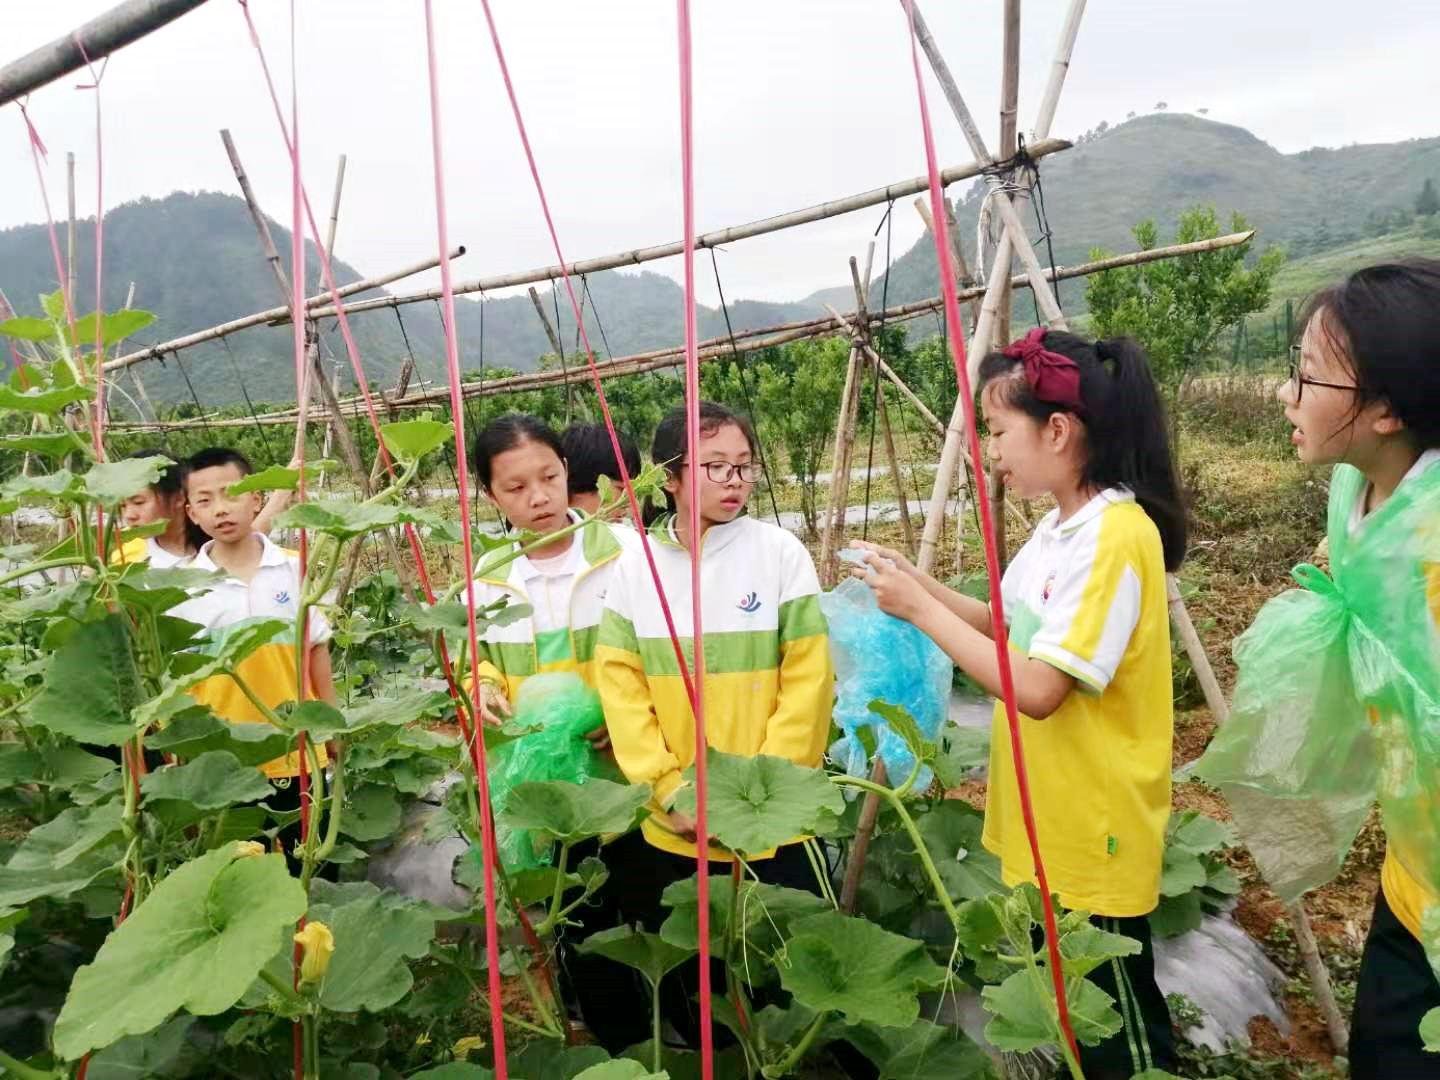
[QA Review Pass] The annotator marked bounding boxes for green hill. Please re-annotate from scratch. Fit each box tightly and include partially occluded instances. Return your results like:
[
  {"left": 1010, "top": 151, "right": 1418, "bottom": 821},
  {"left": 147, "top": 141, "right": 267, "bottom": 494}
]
[{"left": 2, "top": 115, "right": 1438, "bottom": 405}]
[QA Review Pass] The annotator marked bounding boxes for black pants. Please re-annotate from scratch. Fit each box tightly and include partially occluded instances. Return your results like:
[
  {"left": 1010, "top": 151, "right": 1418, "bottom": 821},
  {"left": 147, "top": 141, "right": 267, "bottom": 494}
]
[
  {"left": 1074, "top": 913, "right": 1177, "bottom": 1080},
  {"left": 565, "top": 829, "right": 821, "bottom": 1054},
  {"left": 1350, "top": 887, "right": 1440, "bottom": 1079}
]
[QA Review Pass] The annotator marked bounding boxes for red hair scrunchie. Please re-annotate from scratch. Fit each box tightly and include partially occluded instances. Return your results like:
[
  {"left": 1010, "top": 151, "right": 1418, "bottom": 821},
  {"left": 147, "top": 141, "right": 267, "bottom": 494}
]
[{"left": 1002, "top": 327, "right": 1085, "bottom": 413}]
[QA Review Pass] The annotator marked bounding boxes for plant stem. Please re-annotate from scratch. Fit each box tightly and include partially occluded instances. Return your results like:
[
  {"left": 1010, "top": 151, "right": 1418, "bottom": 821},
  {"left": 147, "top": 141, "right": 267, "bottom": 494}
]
[
  {"left": 0, "top": 1046, "right": 54, "bottom": 1080},
  {"left": 651, "top": 980, "right": 664, "bottom": 1073},
  {"left": 764, "top": 1010, "right": 831, "bottom": 1077},
  {"left": 258, "top": 966, "right": 307, "bottom": 1009},
  {"left": 0, "top": 555, "right": 90, "bottom": 588},
  {"left": 301, "top": 1013, "right": 319, "bottom": 1080},
  {"left": 313, "top": 741, "right": 345, "bottom": 862},
  {"left": 833, "top": 775, "right": 959, "bottom": 928}
]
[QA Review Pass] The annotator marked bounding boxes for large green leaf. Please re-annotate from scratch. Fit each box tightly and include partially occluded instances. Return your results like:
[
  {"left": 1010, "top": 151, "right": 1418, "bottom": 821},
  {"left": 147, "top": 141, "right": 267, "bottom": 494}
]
[
  {"left": 508, "top": 1041, "right": 611, "bottom": 1080},
  {"left": 673, "top": 751, "right": 843, "bottom": 855},
  {"left": 83, "top": 457, "right": 168, "bottom": 504},
  {"left": 574, "top": 1063, "right": 667, "bottom": 1080},
  {"left": 841, "top": 1018, "right": 999, "bottom": 1080},
  {"left": 0, "top": 431, "right": 88, "bottom": 458},
  {"left": 227, "top": 462, "right": 331, "bottom": 495},
  {"left": 1158, "top": 845, "right": 1208, "bottom": 897},
  {"left": 913, "top": 801, "right": 1004, "bottom": 902},
  {"left": 31, "top": 614, "right": 145, "bottom": 745},
  {"left": 276, "top": 500, "right": 453, "bottom": 541},
  {"left": 54, "top": 845, "right": 305, "bottom": 1058},
  {"left": 307, "top": 879, "right": 448, "bottom": 1013},
  {"left": 659, "top": 875, "right": 828, "bottom": 961},
  {"left": 1420, "top": 1006, "right": 1440, "bottom": 1052},
  {"left": 145, "top": 709, "right": 293, "bottom": 767},
  {"left": 777, "top": 910, "right": 946, "bottom": 1027},
  {"left": 381, "top": 418, "right": 454, "bottom": 464},
  {"left": 140, "top": 752, "right": 274, "bottom": 810},
  {"left": 134, "top": 618, "right": 289, "bottom": 730},
  {"left": 1057, "top": 926, "right": 1141, "bottom": 980},
  {"left": 409, "top": 1065, "right": 494, "bottom": 1079},
  {"left": 0, "top": 381, "right": 93, "bottom": 415},
  {"left": 576, "top": 926, "right": 694, "bottom": 988},
  {"left": 0, "top": 803, "right": 124, "bottom": 906},
  {"left": 1148, "top": 892, "right": 1204, "bottom": 939},
  {"left": 85, "top": 1016, "right": 198, "bottom": 1080},
  {"left": 69, "top": 309, "right": 157, "bottom": 349},
  {"left": 0, "top": 315, "right": 57, "bottom": 342},
  {"left": 1167, "top": 811, "right": 1235, "bottom": 854},
  {"left": 980, "top": 969, "right": 1122, "bottom": 1052},
  {"left": 501, "top": 779, "right": 649, "bottom": 842},
  {"left": 932, "top": 726, "right": 990, "bottom": 789},
  {"left": 340, "top": 783, "right": 403, "bottom": 841}
]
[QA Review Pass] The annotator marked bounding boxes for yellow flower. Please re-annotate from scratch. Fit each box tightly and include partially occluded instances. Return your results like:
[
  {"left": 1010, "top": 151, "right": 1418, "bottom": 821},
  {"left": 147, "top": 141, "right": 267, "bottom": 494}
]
[
  {"left": 234, "top": 841, "right": 266, "bottom": 859},
  {"left": 452, "top": 1036, "right": 485, "bottom": 1059},
  {"left": 293, "top": 921, "right": 334, "bottom": 984}
]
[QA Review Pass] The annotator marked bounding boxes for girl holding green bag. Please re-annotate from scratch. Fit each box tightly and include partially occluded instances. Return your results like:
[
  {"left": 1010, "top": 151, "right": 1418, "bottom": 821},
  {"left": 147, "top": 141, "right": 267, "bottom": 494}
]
[{"left": 1196, "top": 259, "right": 1440, "bottom": 1075}]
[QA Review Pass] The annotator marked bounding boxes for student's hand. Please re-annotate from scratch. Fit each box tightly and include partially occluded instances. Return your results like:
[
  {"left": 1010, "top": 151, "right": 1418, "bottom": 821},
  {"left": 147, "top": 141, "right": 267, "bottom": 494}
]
[
  {"left": 847, "top": 540, "right": 922, "bottom": 580},
  {"left": 858, "top": 551, "right": 933, "bottom": 624},
  {"left": 663, "top": 808, "right": 698, "bottom": 841},
  {"left": 583, "top": 725, "right": 611, "bottom": 750},
  {"left": 476, "top": 682, "right": 512, "bottom": 727}
]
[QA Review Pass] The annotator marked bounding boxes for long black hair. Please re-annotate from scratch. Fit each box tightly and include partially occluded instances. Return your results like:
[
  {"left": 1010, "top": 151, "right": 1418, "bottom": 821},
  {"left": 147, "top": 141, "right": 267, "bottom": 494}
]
[
  {"left": 560, "top": 422, "right": 642, "bottom": 499},
  {"left": 978, "top": 331, "right": 1187, "bottom": 570},
  {"left": 1297, "top": 257, "right": 1440, "bottom": 451},
  {"left": 471, "top": 414, "right": 565, "bottom": 491},
  {"left": 645, "top": 401, "right": 759, "bottom": 525},
  {"left": 125, "top": 448, "right": 209, "bottom": 551}
]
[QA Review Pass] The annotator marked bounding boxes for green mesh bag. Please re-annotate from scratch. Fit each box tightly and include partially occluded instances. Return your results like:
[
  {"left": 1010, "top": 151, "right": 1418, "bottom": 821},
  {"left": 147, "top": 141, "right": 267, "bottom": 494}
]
[
  {"left": 489, "top": 672, "right": 606, "bottom": 869},
  {"left": 1195, "top": 462, "right": 1440, "bottom": 904}
]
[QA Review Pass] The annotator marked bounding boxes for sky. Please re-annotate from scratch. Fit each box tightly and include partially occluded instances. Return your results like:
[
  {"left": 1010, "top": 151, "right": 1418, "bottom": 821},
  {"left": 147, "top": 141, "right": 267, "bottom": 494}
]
[{"left": 1, "top": 0, "right": 1438, "bottom": 309}]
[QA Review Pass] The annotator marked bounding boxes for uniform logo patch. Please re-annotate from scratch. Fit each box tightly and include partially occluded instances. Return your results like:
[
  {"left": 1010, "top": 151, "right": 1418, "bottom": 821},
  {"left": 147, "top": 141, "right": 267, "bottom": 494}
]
[
  {"left": 737, "top": 592, "right": 761, "bottom": 613},
  {"left": 1041, "top": 574, "right": 1056, "bottom": 604},
  {"left": 274, "top": 590, "right": 291, "bottom": 605}
]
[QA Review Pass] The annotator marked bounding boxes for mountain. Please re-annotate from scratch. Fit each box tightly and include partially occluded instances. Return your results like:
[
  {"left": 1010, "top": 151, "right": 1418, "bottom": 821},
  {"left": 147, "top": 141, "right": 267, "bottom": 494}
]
[{"left": 2, "top": 115, "right": 1438, "bottom": 404}]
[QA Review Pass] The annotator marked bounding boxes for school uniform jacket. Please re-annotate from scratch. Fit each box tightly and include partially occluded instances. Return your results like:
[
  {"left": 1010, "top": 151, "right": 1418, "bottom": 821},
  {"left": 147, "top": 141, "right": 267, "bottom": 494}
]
[
  {"left": 466, "top": 510, "right": 625, "bottom": 699},
  {"left": 595, "top": 514, "right": 834, "bottom": 858}
]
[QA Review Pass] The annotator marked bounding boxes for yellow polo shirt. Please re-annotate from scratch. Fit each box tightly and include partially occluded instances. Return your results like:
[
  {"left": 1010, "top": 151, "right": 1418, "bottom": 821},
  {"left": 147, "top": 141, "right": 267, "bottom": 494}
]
[{"left": 982, "top": 489, "right": 1173, "bottom": 918}]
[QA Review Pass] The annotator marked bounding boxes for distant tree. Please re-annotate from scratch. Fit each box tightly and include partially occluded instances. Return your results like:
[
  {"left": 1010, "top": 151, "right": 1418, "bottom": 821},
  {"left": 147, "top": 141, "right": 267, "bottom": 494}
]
[
  {"left": 1197, "top": 108, "right": 1210, "bottom": 116},
  {"left": 1084, "top": 206, "right": 1285, "bottom": 386},
  {"left": 1096, "top": 120, "right": 1110, "bottom": 135},
  {"left": 1126, "top": 111, "right": 1137, "bottom": 120},
  {"left": 1155, "top": 101, "right": 1168, "bottom": 111},
  {"left": 1417, "top": 178, "right": 1440, "bottom": 217}
]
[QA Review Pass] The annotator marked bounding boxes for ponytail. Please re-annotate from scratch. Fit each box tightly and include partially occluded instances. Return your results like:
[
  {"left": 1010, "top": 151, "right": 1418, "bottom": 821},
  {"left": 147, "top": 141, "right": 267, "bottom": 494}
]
[{"left": 979, "top": 331, "right": 1187, "bottom": 570}]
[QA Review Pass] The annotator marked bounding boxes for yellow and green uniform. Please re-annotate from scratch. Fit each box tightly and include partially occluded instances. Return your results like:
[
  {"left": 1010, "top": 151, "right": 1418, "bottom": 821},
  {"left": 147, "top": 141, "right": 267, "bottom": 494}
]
[
  {"left": 111, "top": 535, "right": 189, "bottom": 568},
  {"left": 595, "top": 514, "right": 834, "bottom": 859},
  {"left": 983, "top": 488, "right": 1173, "bottom": 917},
  {"left": 464, "top": 510, "right": 624, "bottom": 700},
  {"left": 171, "top": 533, "right": 330, "bottom": 779}
]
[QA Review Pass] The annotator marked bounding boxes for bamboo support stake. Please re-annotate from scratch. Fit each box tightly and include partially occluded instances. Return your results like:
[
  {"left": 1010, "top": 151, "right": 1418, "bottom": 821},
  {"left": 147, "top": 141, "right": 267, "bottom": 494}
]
[
  {"left": 1164, "top": 575, "right": 1349, "bottom": 1052},
  {"left": 528, "top": 287, "right": 565, "bottom": 358},
  {"left": 1031, "top": 0, "right": 1087, "bottom": 144},
  {"left": 107, "top": 235, "right": 1253, "bottom": 435},
  {"left": 819, "top": 247, "right": 876, "bottom": 585},
  {"left": 877, "top": 386, "right": 916, "bottom": 556},
  {"left": 994, "top": 0, "right": 1023, "bottom": 348},
  {"left": 838, "top": 760, "right": 888, "bottom": 913},
  {"left": 321, "top": 155, "right": 347, "bottom": 293}
]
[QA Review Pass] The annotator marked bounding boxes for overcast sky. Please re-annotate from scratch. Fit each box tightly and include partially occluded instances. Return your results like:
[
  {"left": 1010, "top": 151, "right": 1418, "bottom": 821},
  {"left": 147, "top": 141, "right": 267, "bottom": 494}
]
[{"left": 2, "top": 1, "right": 1438, "bottom": 309}]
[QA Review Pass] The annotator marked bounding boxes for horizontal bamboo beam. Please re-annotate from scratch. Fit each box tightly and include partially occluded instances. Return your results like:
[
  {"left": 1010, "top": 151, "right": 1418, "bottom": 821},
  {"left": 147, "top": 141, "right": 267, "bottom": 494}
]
[
  {"left": 104, "top": 246, "right": 467, "bottom": 372},
  {"left": 0, "top": 0, "right": 212, "bottom": 106},
  {"left": 104, "top": 231, "right": 1253, "bottom": 434},
  {"left": 299, "top": 140, "right": 1071, "bottom": 323}
]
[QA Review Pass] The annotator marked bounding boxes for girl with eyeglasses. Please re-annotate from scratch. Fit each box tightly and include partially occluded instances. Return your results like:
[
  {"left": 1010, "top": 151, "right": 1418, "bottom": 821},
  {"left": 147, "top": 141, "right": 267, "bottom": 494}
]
[
  {"left": 1198, "top": 258, "right": 1440, "bottom": 1077},
  {"left": 591, "top": 400, "right": 834, "bottom": 1050}
]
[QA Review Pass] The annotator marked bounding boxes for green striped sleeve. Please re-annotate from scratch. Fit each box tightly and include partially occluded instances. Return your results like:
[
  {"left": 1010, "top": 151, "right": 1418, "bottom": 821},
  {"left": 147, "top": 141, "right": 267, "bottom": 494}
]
[
  {"left": 778, "top": 594, "right": 827, "bottom": 643},
  {"left": 598, "top": 607, "right": 640, "bottom": 654}
]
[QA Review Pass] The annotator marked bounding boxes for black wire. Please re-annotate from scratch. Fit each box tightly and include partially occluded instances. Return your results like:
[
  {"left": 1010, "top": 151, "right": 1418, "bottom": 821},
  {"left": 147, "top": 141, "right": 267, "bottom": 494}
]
[
  {"left": 219, "top": 336, "right": 278, "bottom": 462},
  {"left": 171, "top": 350, "right": 214, "bottom": 439},
  {"left": 1017, "top": 135, "right": 1063, "bottom": 329},
  {"left": 860, "top": 200, "right": 895, "bottom": 540},
  {"left": 427, "top": 299, "right": 470, "bottom": 516},
  {"left": 581, "top": 275, "right": 614, "bottom": 360},
  {"left": 707, "top": 247, "right": 782, "bottom": 526}
]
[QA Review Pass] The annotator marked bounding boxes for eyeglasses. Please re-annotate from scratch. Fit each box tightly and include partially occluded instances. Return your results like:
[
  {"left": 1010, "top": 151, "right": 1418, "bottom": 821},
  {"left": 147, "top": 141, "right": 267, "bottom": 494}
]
[
  {"left": 688, "top": 460, "right": 764, "bottom": 484},
  {"left": 1288, "top": 346, "right": 1357, "bottom": 403}
]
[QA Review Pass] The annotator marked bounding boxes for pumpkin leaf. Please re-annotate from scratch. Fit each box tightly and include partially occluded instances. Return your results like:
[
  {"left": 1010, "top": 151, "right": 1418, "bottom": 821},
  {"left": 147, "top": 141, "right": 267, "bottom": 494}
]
[
  {"left": 981, "top": 969, "right": 1122, "bottom": 1052},
  {"left": 673, "top": 751, "right": 842, "bottom": 855},
  {"left": 31, "top": 614, "right": 145, "bottom": 745},
  {"left": 145, "top": 709, "right": 293, "bottom": 767},
  {"left": 140, "top": 752, "right": 274, "bottom": 810},
  {"left": 576, "top": 925, "right": 694, "bottom": 988},
  {"left": 380, "top": 418, "right": 454, "bottom": 464},
  {"left": 501, "top": 779, "right": 649, "bottom": 843},
  {"left": 53, "top": 845, "right": 305, "bottom": 1059}
]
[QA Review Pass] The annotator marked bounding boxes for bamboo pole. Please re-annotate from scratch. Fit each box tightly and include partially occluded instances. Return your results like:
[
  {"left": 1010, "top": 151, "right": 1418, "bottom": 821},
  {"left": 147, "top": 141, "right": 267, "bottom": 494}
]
[
  {"left": 1031, "top": 0, "right": 1087, "bottom": 144},
  {"left": 839, "top": 760, "right": 888, "bottom": 913},
  {"left": 67, "top": 153, "right": 79, "bottom": 309},
  {"left": 819, "top": 247, "right": 875, "bottom": 584},
  {"left": 103, "top": 246, "right": 466, "bottom": 373},
  {"left": 877, "top": 386, "right": 916, "bottom": 556},
  {"left": 995, "top": 0, "right": 1023, "bottom": 348},
  {"left": 106, "top": 234, "right": 1253, "bottom": 434},
  {"left": 528, "top": 287, "right": 565, "bottom": 358},
  {"left": 0, "top": 0, "right": 212, "bottom": 106},
  {"left": 321, "top": 155, "right": 348, "bottom": 293},
  {"left": 299, "top": 141, "right": 1070, "bottom": 323}
]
